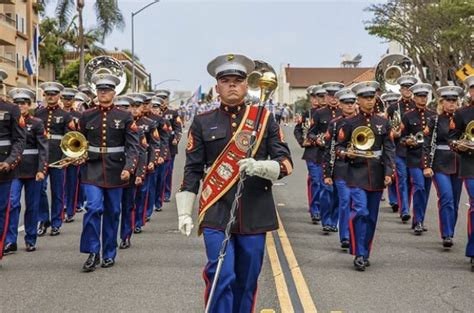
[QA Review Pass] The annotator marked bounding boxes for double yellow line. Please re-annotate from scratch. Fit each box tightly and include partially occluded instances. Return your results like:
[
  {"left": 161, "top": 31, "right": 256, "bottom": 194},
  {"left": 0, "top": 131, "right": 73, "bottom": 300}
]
[{"left": 265, "top": 213, "right": 318, "bottom": 313}]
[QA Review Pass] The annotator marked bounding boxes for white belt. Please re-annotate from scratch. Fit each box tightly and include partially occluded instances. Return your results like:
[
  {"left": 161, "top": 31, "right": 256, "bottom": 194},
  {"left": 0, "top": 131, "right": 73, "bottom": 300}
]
[
  {"left": 0, "top": 140, "right": 11, "bottom": 146},
  {"left": 23, "top": 149, "right": 39, "bottom": 155},
  {"left": 47, "top": 134, "right": 63, "bottom": 140},
  {"left": 88, "top": 146, "right": 125, "bottom": 153},
  {"left": 436, "top": 145, "right": 450, "bottom": 150},
  {"left": 372, "top": 150, "right": 382, "bottom": 157}
]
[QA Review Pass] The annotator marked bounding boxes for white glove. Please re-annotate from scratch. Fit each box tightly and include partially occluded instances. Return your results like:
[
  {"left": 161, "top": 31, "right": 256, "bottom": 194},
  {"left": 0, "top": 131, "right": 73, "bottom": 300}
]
[
  {"left": 237, "top": 158, "right": 280, "bottom": 182},
  {"left": 176, "top": 191, "right": 196, "bottom": 236}
]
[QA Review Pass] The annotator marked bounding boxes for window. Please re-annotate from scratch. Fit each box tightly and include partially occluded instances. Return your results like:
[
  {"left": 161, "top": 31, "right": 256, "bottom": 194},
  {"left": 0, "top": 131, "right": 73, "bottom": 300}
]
[
  {"left": 16, "top": 53, "right": 19, "bottom": 69},
  {"left": 22, "top": 56, "right": 25, "bottom": 71},
  {"left": 21, "top": 17, "right": 25, "bottom": 33},
  {"left": 15, "top": 14, "right": 18, "bottom": 31}
]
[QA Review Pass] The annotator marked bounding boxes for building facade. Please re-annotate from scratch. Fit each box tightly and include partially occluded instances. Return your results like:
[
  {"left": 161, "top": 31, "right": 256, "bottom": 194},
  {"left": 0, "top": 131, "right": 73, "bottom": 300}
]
[{"left": 0, "top": 0, "right": 53, "bottom": 97}]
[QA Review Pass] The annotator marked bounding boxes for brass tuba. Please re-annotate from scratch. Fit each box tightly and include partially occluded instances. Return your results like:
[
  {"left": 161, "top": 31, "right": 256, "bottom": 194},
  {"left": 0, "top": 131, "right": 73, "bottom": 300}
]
[
  {"left": 375, "top": 54, "right": 417, "bottom": 93},
  {"left": 342, "top": 126, "right": 378, "bottom": 159},
  {"left": 84, "top": 56, "right": 127, "bottom": 95},
  {"left": 247, "top": 60, "right": 278, "bottom": 104},
  {"left": 48, "top": 132, "right": 88, "bottom": 168},
  {"left": 453, "top": 120, "right": 474, "bottom": 150}
]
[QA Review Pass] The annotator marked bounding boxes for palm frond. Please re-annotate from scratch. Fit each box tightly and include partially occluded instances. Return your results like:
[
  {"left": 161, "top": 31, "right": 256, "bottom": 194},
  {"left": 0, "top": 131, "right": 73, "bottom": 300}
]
[
  {"left": 55, "top": 0, "right": 75, "bottom": 30},
  {"left": 94, "top": 0, "right": 125, "bottom": 40}
]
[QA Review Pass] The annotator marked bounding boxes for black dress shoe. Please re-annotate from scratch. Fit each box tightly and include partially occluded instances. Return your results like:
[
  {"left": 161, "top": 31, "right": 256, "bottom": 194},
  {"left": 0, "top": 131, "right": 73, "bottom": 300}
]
[
  {"left": 154, "top": 206, "right": 162, "bottom": 212},
  {"left": 64, "top": 216, "right": 75, "bottom": 223},
  {"left": 442, "top": 237, "right": 453, "bottom": 248},
  {"left": 76, "top": 207, "right": 85, "bottom": 213},
  {"left": 101, "top": 258, "right": 115, "bottom": 268},
  {"left": 313, "top": 213, "right": 321, "bottom": 222},
  {"left": 26, "top": 244, "right": 36, "bottom": 252},
  {"left": 341, "top": 240, "right": 350, "bottom": 249},
  {"left": 422, "top": 224, "right": 428, "bottom": 232},
  {"left": 82, "top": 253, "right": 100, "bottom": 272},
  {"left": 311, "top": 215, "right": 319, "bottom": 225},
  {"left": 145, "top": 216, "right": 151, "bottom": 223},
  {"left": 37, "top": 222, "right": 49, "bottom": 237},
  {"left": 364, "top": 258, "right": 371, "bottom": 267},
  {"left": 119, "top": 239, "right": 131, "bottom": 249},
  {"left": 50, "top": 227, "right": 61, "bottom": 236},
  {"left": 330, "top": 226, "right": 338, "bottom": 233},
  {"left": 391, "top": 204, "right": 399, "bottom": 213},
  {"left": 322, "top": 225, "right": 331, "bottom": 233},
  {"left": 401, "top": 214, "right": 411, "bottom": 223},
  {"left": 3, "top": 242, "right": 17, "bottom": 255},
  {"left": 133, "top": 227, "right": 142, "bottom": 234},
  {"left": 414, "top": 223, "right": 423, "bottom": 235},
  {"left": 354, "top": 256, "right": 366, "bottom": 271},
  {"left": 164, "top": 198, "right": 170, "bottom": 203}
]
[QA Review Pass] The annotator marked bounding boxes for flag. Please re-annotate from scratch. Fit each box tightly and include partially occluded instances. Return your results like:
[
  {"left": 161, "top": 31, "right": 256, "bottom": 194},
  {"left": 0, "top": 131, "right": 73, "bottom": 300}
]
[
  {"left": 187, "top": 85, "right": 202, "bottom": 104},
  {"left": 25, "top": 25, "right": 40, "bottom": 75}
]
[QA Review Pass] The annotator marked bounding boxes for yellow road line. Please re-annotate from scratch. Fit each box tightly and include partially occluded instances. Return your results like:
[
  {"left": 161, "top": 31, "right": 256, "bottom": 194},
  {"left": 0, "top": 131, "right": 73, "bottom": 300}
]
[
  {"left": 266, "top": 232, "right": 294, "bottom": 313},
  {"left": 277, "top": 213, "right": 318, "bottom": 313}
]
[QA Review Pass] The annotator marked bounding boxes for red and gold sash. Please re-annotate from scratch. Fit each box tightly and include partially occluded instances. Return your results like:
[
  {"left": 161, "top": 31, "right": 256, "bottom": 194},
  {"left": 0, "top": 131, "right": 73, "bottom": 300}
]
[{"left": 198, "top": 105, "right": 270, "bottom": 228}]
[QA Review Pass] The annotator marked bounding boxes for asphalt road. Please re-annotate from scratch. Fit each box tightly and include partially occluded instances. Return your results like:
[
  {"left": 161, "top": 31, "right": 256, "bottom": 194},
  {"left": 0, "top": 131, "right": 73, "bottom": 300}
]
[{"left": 1, "top": 121, "right": 473, "bottom": 313}]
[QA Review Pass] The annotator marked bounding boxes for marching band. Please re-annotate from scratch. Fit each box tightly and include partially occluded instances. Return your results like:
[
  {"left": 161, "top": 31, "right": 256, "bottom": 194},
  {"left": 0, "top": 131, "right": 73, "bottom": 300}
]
[{"left": 0, "top": 53, "right": 473, "bottom": 311}]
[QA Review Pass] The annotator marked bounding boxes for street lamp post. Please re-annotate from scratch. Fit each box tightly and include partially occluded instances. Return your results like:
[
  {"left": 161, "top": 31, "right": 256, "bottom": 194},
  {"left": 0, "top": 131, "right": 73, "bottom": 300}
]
[
  {"left": 131, "top": 0, "right": 159, "bottom": 92},
  {"left": 154, "top": 79, "right": 181, "bottom": 90}
]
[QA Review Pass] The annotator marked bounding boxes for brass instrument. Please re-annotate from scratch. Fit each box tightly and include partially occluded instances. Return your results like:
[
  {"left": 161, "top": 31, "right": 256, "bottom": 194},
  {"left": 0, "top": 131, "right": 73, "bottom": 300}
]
[
  {"left": 315, "top": 132, "right": 326, "bottom": 147},
  {"left": 342, "top": 126, "right": 378, "bottom": 159},
  {"left": 402, "top": 131, "right": 424, "bottom": 146},
  {"left": 453, "top": 120, "right": 474, "bottom": 150},
  {"left": 84, "top": 56, "right": 127, "bottom": 95},
  {"left": 391, "top": 107, "right": 402, "bottom": 132},
  {"left": 247, "top": 60, "right": 278, "bottom": 103},
  {"left": 375, "top": 54, "right": 417, "bottom": 93},
  {"left": 49, "top": 131, "right": 88, "bottom": 168},
  {"left": 301, "top": 116, "right": 312, "bottom": 146}
]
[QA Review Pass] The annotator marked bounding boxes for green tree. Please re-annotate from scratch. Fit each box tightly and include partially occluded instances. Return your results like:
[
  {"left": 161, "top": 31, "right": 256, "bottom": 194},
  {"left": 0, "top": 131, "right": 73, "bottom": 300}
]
[
  {"left": 55, "top": 0, "right": 125, "bottom": 85},
  {"left": 58, "top": 54, "right": 93, "bottom": 87},
  {"left": 365, "top": 0, "right": 474, "bottom": 86}
]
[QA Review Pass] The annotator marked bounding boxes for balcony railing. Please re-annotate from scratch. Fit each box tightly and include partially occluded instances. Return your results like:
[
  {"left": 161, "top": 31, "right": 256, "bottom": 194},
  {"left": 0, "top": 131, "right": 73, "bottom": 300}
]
[
  {"left": 0, "top": 13, "right": 15, "bottom": 27},
  {"left": 0, "top": 55, "right": 16, "bottom": 67}
]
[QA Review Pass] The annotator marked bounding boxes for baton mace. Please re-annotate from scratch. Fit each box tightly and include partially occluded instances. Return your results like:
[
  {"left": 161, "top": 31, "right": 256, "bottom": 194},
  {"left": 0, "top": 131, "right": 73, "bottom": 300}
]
[{"left": 204, "top": 61, "right": 277, "bottom": 313}]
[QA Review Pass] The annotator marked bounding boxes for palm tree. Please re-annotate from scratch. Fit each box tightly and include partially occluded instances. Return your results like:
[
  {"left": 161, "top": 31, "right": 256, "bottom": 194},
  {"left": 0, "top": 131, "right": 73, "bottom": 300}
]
[{"left": 55, "top": 0, "right": 125, "bottom": 84}]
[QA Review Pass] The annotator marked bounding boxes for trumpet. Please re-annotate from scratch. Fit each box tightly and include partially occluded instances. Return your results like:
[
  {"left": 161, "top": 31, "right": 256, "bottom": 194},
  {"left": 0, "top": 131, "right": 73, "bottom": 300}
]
[
  {"left": 452, "top": 121, "right": 474, "bottom": 150},
  {"left": 49, "top": 131, "right": 88, "bottom": 168},
  {"left": 341, "top": 126, "right": 379, "bottom": 159},
  {"left": 402, "top": 131, "right": 424, "bottom": 146}
]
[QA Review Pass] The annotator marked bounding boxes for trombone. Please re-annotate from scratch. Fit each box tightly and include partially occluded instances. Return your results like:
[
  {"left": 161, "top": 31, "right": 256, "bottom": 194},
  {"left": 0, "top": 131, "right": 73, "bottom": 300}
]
[{"left": 48, "top": 131, "right": 88, "bottom": 169}]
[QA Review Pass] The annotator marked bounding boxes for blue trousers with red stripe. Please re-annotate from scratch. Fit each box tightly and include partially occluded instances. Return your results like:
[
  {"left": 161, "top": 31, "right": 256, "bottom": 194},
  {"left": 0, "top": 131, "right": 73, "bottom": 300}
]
[
  {"left": 146, "top": 170, "right": 158, "bottom": 218},
  {"left": 202, "top": 228, "right": 265, "bottom": 313},
  {"left": 134, "top": 180, "right": 148, "bottom": 229},
  {"left": 394, "top": 156, "right": 411, "bottom": 216},
  {"left": 0, "top": 181, "right": 12, "bottom": 259},
  {"left": 80, "top": 184, "right": 122, "bottom": 260},
  {"left": 464, "top": 179, "right": 474, "bottom": 257},
  {"left": 120, "top": 185, "right": 135, "bottom": 241},
  {"left": 432, "top": 173, "right": 462, "bottom": 239},
  {"left": 388, "top": 182, "right": 398, "bottom": 207},
  {"left": 65, "top": 165, "right": 81, "bottom": 218},
  {"left": 409, "top": 168, "right": 432, "bottom": 225},
  {"left": 306, "top": 160, "right": 322, "bottom": 217},
  {"left": 7, "top": 178, "right": 42, "bottom": 246},
  {"left": 39, "top": 168, "right": 65, "bottom": 228},
  {"left": 154, "top": 163, "right": 167, "bottom": 210},
  {"left": 335, "top": 179, "right": 350, "bottom": 242},
  {"left": 349, "top": 188, "right": 383, "bottom": 258},
  {"left": 320, "top": 181, "right": 339, "bottom": 227},
  {"left": 164, "top": 156, "right": 175, "bottom": 201}
]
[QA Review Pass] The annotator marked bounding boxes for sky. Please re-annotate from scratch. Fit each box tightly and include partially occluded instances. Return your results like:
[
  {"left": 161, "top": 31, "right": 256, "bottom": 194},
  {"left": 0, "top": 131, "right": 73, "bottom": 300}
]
[{"left": 45, "top": 0, "right": 389, "bottom": 93}]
